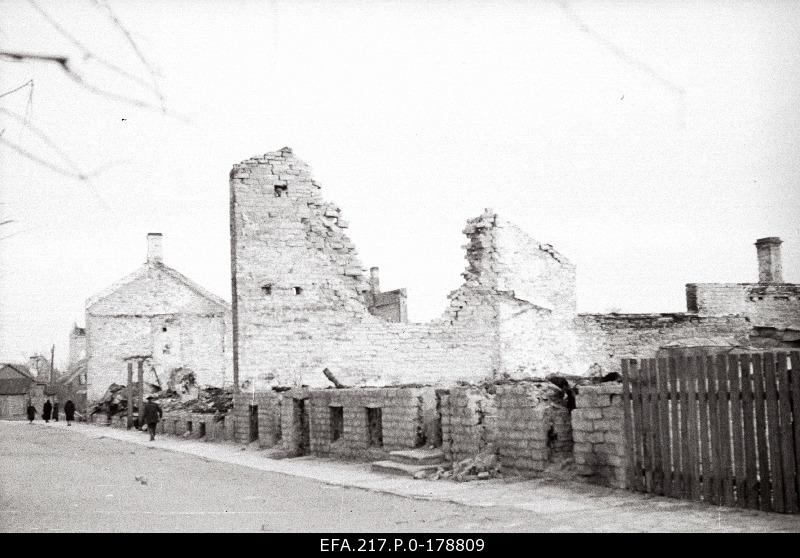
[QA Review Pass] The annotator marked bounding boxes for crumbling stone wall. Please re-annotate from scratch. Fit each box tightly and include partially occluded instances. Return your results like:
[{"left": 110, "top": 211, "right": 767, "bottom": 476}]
[
  {"left": 229, "top": 149, "right": 584, "bottom": 389},
  {"left": 495, "top": 382, "right": 572, "bottom": 474},
  {"left": 572, "top": 383, "right": 627, "bottom": 488},
  {"left": 278, "top": 388, "right": 311, "bottom": 455},
  {"left": 686, "top": 283, "right": 800, "bottom": 329},
  {"left": 256, "top": 392, "right": 282, "bottom": 448},
  {"left": 440, "top": 387, "right": 497, "bottom": 463},
  {"left": 308, "top": 387, "right": 435, "bottom": 459},
  {"left": 574, "top": 313, "right": 752, "bottom": 377}
]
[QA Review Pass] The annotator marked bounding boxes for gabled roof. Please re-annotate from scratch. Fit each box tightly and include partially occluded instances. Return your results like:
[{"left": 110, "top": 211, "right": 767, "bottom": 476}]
[
  {"left": 59, "top": 359, "right": 87, "bottom": 385},
  {"left": 86, "top": 261, "right": 230, "bottom": 311},
  {"left": 0, "top": 363, "right": 35, "bottom": 380}
]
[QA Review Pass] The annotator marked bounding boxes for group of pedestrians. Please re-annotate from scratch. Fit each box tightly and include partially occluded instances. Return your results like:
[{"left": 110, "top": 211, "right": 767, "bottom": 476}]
[
  {"left": 25, "top": 395, "right": 162, "bottom": 442},
  {"left": 26, "top": 399, "right": 76, "bottom": 426}
]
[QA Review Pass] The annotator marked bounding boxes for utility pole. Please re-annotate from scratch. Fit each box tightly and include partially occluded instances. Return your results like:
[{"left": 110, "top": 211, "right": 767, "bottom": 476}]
[
  {"left": 49, "top": 344, "right": 55, "bottom": 384},
  {"left": 127, "top": 361, "right": 134, "bottom": 429},
  {"left": 137, "top": 358, "right": 145, "bottom": 429}
]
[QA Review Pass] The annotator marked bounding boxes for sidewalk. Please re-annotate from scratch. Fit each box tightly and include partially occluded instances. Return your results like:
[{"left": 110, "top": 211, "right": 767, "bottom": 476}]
[{"left": 37, "top": 421, "right": 800, "bottom": 532}]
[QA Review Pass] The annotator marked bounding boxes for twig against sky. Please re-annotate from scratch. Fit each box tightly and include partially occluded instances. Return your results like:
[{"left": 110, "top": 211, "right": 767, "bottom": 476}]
[
  {"left": 27, "top": 0, "right": 161, "bottom": 98},
  {"left": 0, "top": 107, "right": 84, "bottom": 176},
  {"left": 91, "top": 0, "right": 166, "bottom": 113},
  {"left": 553, "top": 0, "right": 687, "bottom": 128},
  {"left": 0, "top": 79, "right": 33, "bottom": 100},
  {"left": 0, "top": 50, "right": 189, "bottom": 121}
]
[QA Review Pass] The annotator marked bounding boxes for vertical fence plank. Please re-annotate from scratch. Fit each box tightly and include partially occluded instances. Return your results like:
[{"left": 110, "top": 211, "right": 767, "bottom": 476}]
[
  {"left": 716, "top": 354, "right": 734, "bottom": 507},
  {"left": 752, "top": 353, "right": 772, "bottom": 512},
  {"left": 728, "top": 353, "right": 746, "bottom": 507},
  {"left": 669, "top": 357, "right": 682, "bottom": 497},
  {"left": 739, "top": 353, "right": 759, "bottom": 510},
  {"left": 764, "top": 351, "right": 785, "bottom": 513},
  {"left": 707, "top": 355, "right": 722, "bottom": 506},
  {"left": 657, "top": 357, "right": 672, "bottom": 497},
  {"left": 630, "top": 359, "right": 646, "bottom": 492},
  {"left": 776, "top": 351, "right": 797, "bottom": 513},
  {"left": 678, "top": 355, "right": 691, "bottom": 499},
  {"left": 790, "top": 350, "right": 800, "bottom": 508},
  {"left": 621, "top": 359, "right": 636, "bottom": 491},
  {"left": 697, "top": 355, "right": 713, "bottom": 504},
  {"left": 685, "top": 355, "right": 700, "bottom": 501},
  {"left": 647, "top": 359, "right": 663, "bottom": 495},
  {"left": 641, "top": 359, "right": 654, "bottom": 493}
]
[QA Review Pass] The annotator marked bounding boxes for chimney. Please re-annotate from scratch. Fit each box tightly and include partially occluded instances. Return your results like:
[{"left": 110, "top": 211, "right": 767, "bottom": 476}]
[
  {"left": 147, "top": 233, "right": 163, "bottom": 265},
  {"left": 369, "top": 267, "right": 380, "bottom": 294},
  {"left": 755, "top": 237, "right": 783, "bottom": 283}
]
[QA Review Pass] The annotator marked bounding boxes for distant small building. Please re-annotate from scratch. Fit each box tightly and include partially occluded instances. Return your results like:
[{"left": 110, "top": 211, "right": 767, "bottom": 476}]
[
  {"left": 0, "top": 364, "right": 48, "bottom": 419},
  {"left": 85, "top": 234, "right": 233, "bottom": 402}
]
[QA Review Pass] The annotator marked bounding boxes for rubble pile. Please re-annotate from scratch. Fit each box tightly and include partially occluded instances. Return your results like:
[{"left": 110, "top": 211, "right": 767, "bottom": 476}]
[
  {"left": 430, "top": 451, "right": 501, "bottom": 482},
  {"left": 90, "top": 381, "right": 233, "bottom": 417}
]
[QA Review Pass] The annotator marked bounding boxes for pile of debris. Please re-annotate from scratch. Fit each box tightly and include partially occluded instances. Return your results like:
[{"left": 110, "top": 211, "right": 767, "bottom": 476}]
[
  {"left": 430, "top": 451, "right": 501, "bottom": 482},
  {"left": 90, "top": 381, "right": 233, "bottom": 418}
]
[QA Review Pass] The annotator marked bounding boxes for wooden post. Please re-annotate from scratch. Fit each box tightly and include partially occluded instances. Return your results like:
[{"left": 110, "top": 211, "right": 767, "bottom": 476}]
[
  {"left": 126, "top": 361, "right": 134, "bottom": 429},
  {"left": 137, "top": 359, "right": 145, "bottom": 430}
]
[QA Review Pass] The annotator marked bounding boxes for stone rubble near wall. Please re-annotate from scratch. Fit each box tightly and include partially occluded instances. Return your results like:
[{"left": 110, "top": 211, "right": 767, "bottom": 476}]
[{"left": 572, "top": 383, "right": 628, "bottom": 488}]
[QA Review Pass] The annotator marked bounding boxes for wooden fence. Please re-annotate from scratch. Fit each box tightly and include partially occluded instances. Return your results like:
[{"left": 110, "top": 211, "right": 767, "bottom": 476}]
[{"left": 621, "top": 350, "right": 800, "bottom": 513}]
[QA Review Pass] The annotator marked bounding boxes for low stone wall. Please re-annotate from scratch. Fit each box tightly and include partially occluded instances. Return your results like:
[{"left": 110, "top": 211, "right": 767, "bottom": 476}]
[
  {"left": 572, "top": 383, "right": 627, "bottom": 488},
  {"left": 440, "top": 387, "right": 496, "bottom": 463},
  {"left": 495, "top": 383, "right": 572, "bottom": 474},
  {"left": 257, "top": 392, "right": 282, "bottom": 448},
  {"left": 278, "top": 388, "right": 311, "bottom": 455},
  {"left": 308, "top": 387, "right": 436, "bottom": 459}
]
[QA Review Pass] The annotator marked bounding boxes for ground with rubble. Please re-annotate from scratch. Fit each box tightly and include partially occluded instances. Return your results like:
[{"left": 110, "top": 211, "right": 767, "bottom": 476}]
[{"left": 2, "top": 421, "right": 798, "bottom": 533}]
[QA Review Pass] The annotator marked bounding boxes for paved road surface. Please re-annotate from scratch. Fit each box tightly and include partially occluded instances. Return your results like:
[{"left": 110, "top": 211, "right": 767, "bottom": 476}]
[{"left": 2, "top": 420, "right": 799, "bottom": 532}]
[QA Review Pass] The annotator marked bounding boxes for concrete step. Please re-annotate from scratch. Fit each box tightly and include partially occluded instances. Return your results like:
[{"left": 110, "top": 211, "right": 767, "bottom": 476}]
[
  {"left": 388, "top": 448, "right": 445, "bottom": 465},
  {"left": 371, "top": 460, "right": 443, "bottom": 478}
]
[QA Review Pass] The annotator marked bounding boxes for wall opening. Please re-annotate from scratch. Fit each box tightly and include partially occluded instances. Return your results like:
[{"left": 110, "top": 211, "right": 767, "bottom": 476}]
[
  {"left": 198, "top": 422, "right": 206, "bottom": 438},
  {"left": 293, "top": 286, "right": 303, "bottom": 296},
  {"left": 366, "top": 407, "right": 383, "bottom": 448},
  {"left": 187, "top": 421, "right": 193, "bottom": 433},
  {"left": 261, "top": 284, "right": 272, "bottom": 296},
  {"left": 249, "top": 404, "right": 259, "bottom": 443},
  {"left": 329, "top": 406, "right": 344, "bottom": 441},
  {"left": 274, "top": 184, "right": 288, "bottom": 197},
  {"left": 293, "top": 398, "right": 310, "bottom": 455}
]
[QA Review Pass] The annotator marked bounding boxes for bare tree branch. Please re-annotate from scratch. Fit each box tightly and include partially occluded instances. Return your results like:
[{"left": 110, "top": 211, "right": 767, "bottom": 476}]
[
  {"left": 553, "top": 0, "right": 686, "bottom": 127},
  {"left": 0, "top": 107, "right": 83, "bottom": 175},
  {"left": 0, "top": 50, "right": 189, "bottom": 121},
  {"left": 91, "top": 0, "right": 166, "bottom": 112},
  {"left": 27, "top": 0, "right": 161, "bottom": 98},
  {"left": 0, "top": 79, "right": 34, "bottom": 100}
]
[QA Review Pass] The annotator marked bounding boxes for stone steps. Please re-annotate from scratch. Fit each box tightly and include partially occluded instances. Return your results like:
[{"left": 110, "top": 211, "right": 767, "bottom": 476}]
[
  {"left": 371, "top": 460, "right": 443, "bottom": 478},
  {"left": 370, "top": 447, "right": 447, "bottom": 478}
]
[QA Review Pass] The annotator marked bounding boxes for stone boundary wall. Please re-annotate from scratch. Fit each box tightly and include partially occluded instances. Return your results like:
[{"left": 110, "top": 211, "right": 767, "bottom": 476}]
[
  {"left": 278, "top": 388, "right": 310, "bottom": 455},
  {"left": 572, "top": 383, "right": 627, "bottom": 488},
  {"left": 495, "top": 383, "right": 572, "bottom": 474},
  {"left": 440, "top": 387, "right": 496, "bottom": 463},
  {"left": 308, "top": 387, "right": 434, "bottom": 459}
]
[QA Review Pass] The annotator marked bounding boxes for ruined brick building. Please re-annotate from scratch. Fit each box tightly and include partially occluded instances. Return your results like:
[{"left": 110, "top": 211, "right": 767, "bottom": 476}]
[
  {"left": 84, "top": 234, "right": 233, "bottom": 401},
  {"left": 229, "top": 148, "right": 798, "bottom": 391}
]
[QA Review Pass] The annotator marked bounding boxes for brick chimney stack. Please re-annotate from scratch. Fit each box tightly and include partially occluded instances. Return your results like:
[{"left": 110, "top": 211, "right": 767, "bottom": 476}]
[
  {"left": 369, "top": 267, "right": 380, "bottom": 294},
  {"left": 755, "top": 237, "right": 783, "bottom": 283},
  {"left": 147, "top": 233, "right": 164, "bottom": 265}
]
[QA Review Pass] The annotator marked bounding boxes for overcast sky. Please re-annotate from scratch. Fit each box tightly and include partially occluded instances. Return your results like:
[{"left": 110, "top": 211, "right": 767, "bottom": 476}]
[{"left": 1, "top": 0, "right": 799, "bottom": 368}]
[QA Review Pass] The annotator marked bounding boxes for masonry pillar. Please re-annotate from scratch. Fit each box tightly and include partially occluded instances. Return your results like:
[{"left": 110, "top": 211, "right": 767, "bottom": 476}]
[{"left": 755, "top": 237, "right": 783, "bottom": 283}]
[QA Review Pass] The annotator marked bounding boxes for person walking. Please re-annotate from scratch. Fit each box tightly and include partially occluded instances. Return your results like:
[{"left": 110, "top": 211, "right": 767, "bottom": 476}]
[
  {"left": 141, "top": 396, "right": 163, "bottom": 441},
  {"left": 42, "top": 399, "right": 52, "bottom": 423},
  {"left": 64, "top": 400, "right": 76, "bottom": 426},
  {"left": 53, "top": 399, "right": 59, "bottom": 422},
  {"left": 26, "top": 403, "right": 36, "bottom": 424}
]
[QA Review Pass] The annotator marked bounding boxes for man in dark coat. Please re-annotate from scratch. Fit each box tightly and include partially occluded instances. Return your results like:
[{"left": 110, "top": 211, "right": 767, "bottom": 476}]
[
  {"left": 26, "top": 403, "right": 36, "bottom": 424},
  {"left": 64, "top": 400, "right": 76, "bottom": 426},
  {"left": 53, "top": 400, "right": 59, "bottom": 422},
  {"left": 42, "top": 399, "right": 52, "bottom": 423},
  {"left": 141, "top": 396, "right": 163, "bottom": 441}
]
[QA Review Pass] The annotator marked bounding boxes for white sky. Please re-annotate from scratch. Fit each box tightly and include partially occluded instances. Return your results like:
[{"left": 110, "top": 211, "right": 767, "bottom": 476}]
[{"left": 1, "top": 0, "right": 799, "bottom": 368}]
